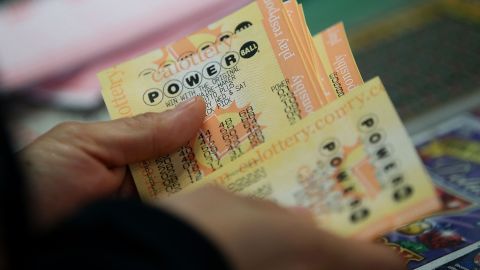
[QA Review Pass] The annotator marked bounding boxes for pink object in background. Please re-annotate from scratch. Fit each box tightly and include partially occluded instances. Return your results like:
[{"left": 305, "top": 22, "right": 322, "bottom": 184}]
[{"left": 0, "top": 0, "right": 252, "bottom": 108}]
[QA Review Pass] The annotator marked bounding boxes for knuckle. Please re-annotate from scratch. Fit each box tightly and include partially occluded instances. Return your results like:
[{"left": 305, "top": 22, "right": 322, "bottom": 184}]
[
  {"left": 123, "top": 112, "right": 160, "bottom": 130},
  {"left": 52, "top": 121, "right": 83, "bottom": 136},
  {"left": 51, "top": 121, "right": 92, "bottom": 145},
  {"left": 48, "top": 121, "right": 92, "bottom": 147},
  {"left": 121, "top": 112, "right": 165, "bottom": 154}
]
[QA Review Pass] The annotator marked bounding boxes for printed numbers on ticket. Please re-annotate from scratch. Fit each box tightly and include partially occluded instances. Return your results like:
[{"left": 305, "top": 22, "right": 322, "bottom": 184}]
[
  {"left": 185, "top": 78, "right": 440, "bottom": 239},
  {"left": 99, "top": 25, "right": 304, "bottom": 199}
]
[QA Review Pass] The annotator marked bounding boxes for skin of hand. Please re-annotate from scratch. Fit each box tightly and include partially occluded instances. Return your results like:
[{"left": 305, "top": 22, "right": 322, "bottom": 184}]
[
  {"left": 19, "top": 97, "right": 205, "bottom": 228},
  {"left": 19, "top": 96, "right": 404, "bottom": 269},
  {"left": 159, "top": 187, "right": 405, "bottom": 270}
]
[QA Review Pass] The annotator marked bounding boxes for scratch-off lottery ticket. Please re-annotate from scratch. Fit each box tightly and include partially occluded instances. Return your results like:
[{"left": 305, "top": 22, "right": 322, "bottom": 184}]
[
  {"left": 381, "top": 206, "right": 480, "bottom": 270},
  {"left": 414, "top": 115, "right": 480, "bottom": 204}
]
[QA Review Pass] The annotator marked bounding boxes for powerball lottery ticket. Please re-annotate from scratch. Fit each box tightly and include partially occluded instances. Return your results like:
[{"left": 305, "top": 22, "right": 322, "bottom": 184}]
[
  {"left": 98, "top": 1, "right": 363, "bottom": 200},
  {"left": 182, "top": 77, "right": 440, "bottom": 239},
  {"left": 313, "top": 22, "right": 364, "bottom": 99},
  {"left": 100, "top": 23, "right": 310, "bottom": 199}
]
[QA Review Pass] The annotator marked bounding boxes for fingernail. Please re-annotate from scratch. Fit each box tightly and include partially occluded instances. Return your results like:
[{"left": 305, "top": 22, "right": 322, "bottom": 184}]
[{"left": 175, "top": 96, "right": 198, "bottom": 111}]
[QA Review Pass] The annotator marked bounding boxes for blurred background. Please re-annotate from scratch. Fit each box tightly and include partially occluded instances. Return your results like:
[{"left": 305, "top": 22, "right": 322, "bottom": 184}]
[{"left": 0, "top": 0, "right": 479, "bottom": 149}]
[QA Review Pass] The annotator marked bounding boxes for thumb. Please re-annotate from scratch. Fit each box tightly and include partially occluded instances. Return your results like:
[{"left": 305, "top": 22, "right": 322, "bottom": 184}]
[{"left": 79, "top": 96, "right": 205, "bottom": 166}]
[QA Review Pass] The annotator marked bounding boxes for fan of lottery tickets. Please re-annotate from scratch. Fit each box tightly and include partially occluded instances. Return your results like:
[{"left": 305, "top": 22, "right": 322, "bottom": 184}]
[{"left": 98, "top": 0, "right": 440, "bottom": 239}]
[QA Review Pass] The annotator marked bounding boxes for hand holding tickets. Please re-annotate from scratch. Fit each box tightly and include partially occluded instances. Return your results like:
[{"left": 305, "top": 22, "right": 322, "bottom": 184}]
[
  {"left": 98, "top": 0, "right": 362, "bottom": 196},
  {"left": 98, "top": 0, "right": 440, "bottom": 238}
]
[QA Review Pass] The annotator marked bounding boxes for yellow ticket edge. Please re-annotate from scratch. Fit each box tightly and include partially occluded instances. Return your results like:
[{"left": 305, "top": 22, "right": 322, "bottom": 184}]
[{"left": 313, "top": 22, "right": 364, "bottom": 97}]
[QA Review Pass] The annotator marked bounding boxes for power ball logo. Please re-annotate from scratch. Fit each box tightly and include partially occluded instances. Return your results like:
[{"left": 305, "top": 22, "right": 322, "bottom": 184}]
[{"left": 143, "top": 22, "right": 259, "bottom": 106}]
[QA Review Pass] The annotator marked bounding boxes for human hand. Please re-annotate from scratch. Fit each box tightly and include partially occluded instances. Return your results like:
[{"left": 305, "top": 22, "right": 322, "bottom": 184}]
[
  {"left": 19, "top": 97, "right": 205, "bottom": 228},
  {"left": 159, "top": 187, "right": 405, "bottom": 270}
]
